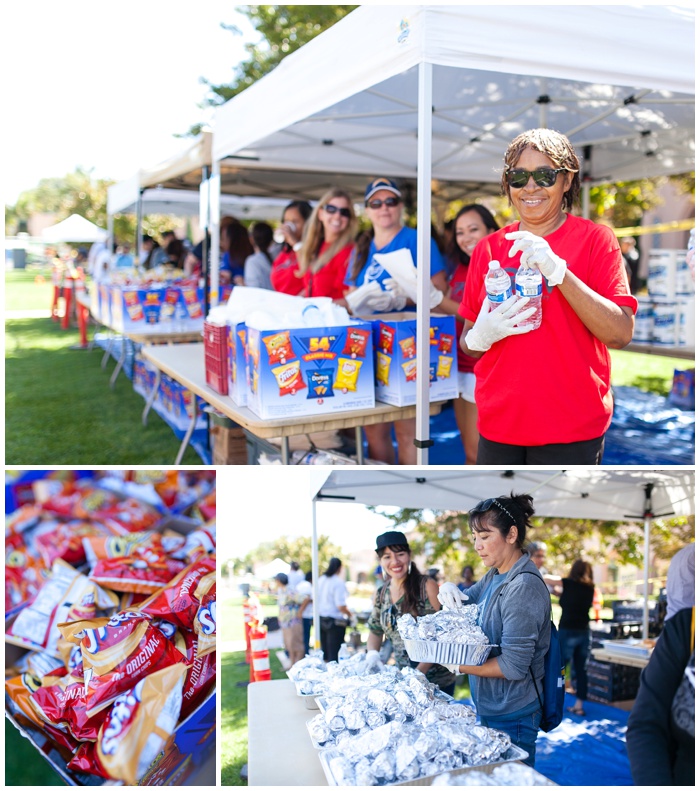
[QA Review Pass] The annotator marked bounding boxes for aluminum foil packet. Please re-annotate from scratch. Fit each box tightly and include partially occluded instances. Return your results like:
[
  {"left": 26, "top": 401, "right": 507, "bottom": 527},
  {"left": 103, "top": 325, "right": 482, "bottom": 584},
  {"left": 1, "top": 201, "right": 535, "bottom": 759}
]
[{"left": 397, "top": 607, "right": 489, "bottom": 645}]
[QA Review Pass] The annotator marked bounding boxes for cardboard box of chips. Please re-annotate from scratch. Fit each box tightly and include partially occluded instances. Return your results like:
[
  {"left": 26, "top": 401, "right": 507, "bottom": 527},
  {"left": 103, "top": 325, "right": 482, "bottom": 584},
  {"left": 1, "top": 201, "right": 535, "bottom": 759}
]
[
  {"left": 245, "top": 320, "right": 375, "bottom": 420},
  {"left": 367, "top": 312, "right": 459, "bottom": 406},
  {"left": 228, "top": 321, "right": 249, "bottom": 406},
  {"left": 110, "top": 285, "right": 205, "bottom": 332}
]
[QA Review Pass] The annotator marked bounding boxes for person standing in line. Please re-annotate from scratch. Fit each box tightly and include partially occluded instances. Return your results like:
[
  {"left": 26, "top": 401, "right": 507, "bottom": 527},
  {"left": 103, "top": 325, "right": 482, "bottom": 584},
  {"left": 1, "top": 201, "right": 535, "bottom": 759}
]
[
  {"left": 274, "top": 572, "right": 305, "bottom": 668},
  {"left": 317, "top": 557, "right": 354, "bottom": 662},
  {"left": 286, "top": 561, "right": 305, "bottom": 592},
  {"left": 296, "top": 570, "right": 314, "bottom": 657}
]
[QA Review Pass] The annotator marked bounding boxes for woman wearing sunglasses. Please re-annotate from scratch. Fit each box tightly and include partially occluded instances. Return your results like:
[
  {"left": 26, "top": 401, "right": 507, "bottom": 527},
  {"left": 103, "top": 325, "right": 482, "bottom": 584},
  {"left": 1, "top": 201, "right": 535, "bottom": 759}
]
[
  {"left": 459, "top": 128, "right": 637, "bottom": 464},
  {"left": 344, "top": 177, "right": 448, "bottom": 464},
  {"left": 297, "top": 188, "right": 357, "bottom": 300},
  {"left": 437, "top": 494, "right": 551, "bottom": 767},
  {"left": 366, "top": 530, "right": 456, "bottom": 695}
]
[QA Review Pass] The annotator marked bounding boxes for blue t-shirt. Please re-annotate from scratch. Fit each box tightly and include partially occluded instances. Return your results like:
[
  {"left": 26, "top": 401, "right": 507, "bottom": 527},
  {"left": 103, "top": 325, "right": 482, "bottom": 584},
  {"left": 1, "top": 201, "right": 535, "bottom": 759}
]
[{"left": 344, "top": 225, "right": 445, "bottom": 290}]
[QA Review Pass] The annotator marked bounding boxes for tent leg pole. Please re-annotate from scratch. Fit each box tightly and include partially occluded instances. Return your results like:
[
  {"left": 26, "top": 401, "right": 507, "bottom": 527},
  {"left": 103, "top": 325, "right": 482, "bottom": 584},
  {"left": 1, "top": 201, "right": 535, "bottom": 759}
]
[{"left": 311, "top": 500, "right": 321, "bottom": 653}]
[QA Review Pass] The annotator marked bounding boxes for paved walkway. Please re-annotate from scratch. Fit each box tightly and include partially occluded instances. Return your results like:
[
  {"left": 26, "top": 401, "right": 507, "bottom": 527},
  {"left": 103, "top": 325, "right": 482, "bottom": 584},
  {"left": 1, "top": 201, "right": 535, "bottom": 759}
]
[{"left": 6, "top": 309, "right": 53, "bottom": 319}]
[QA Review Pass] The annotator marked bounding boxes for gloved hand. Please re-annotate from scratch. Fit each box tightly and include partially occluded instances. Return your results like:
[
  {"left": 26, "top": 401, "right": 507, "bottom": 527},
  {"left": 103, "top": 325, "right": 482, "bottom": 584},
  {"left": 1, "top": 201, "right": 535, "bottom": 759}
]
[
  {"left": 385, "top": 276, "right": 445, "bottom": 309},
  {"left": 505, "top": 230, "right": 567, "bottom": 287},
  {"left": 464, "top": 294, "right": 536, "bottom": 352},
  {"left": 443, "top": 663, "right": 464, "bottom": 676},
  {"left": 345, "top": 281, "right": 383, "bottom": 315},
  {"left": 437, "top": 581, "right": 470, "bottom": 610},
  {"left": 363, "top": 287, "right": 407, "bottom": 313},
  {"left": 364, "top": 649, "right": 383, "bottom": 670}
]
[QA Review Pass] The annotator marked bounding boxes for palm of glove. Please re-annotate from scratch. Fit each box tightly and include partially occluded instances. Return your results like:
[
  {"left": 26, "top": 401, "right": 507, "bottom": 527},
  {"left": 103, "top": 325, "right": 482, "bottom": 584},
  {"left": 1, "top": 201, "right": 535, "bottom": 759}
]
[
  {"left": 437, "top": 581, "right": 470, "bottom": 610},
  {"left": 505, "top": 230, "right": 567, "bottom": 286},
  {"left": 465, "top": 294, "right": 536, "bottom": 352}
]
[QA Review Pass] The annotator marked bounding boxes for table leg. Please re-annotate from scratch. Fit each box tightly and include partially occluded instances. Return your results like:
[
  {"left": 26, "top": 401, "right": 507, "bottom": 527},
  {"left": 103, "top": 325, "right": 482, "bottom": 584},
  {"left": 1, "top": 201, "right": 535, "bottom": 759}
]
[
  {"left": 175, "top": 400, "right": 198, "bottom": 465},
  {"left": 109, "top": 338, "right": 128, "bottom": 389},
  {"left": 281, "top": 437, "right": 290, "bottom": 465},
  {"left": 355, "top": 426, "right": 365, "bottom": 465},
  {"left": 101, "top": 334, "right": 114, "bottom": 369},
  {"left": 142, "top": 369, "right": 162, "bottom": 426}
]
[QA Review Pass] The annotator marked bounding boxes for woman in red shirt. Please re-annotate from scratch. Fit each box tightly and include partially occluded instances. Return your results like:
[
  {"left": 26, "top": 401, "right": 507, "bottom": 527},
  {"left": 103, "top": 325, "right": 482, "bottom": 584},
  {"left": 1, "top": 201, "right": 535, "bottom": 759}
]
[
  {"left": 270, "top": 201, "right": 313, "bottom": 295},
  {"left": 297, "top": 188, "right": 357, "bottom": 301}
]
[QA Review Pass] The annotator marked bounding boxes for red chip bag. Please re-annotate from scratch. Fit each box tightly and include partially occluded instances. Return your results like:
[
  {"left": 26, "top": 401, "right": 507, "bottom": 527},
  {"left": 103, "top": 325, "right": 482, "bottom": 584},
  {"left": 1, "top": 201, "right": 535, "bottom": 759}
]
[
  {"left": 179, "top": 631, "right": 216, "bottom": 721},
  {"left": 138, "top": 555, "right": 216, "bottom": 632},
  {"left": 67, "top": 743, "right": 112, "bottom": 779},
  {"left": 342, "top": 327, "right": 371, "bottom": 359},
  {"left": 30, "top": 673, "right": 110, "bottom": 741},
  {"left": 35, "top": 520, "right": 110, "bottom": 568},
  {"left": 58, "top": 611, "right": 186, "bottom": 716},
  {"left": 90, "top": 550, "right": 186, "bottom": 594},
  {"left": 89, "top": 497, "right": 162, "bottom": 535}
]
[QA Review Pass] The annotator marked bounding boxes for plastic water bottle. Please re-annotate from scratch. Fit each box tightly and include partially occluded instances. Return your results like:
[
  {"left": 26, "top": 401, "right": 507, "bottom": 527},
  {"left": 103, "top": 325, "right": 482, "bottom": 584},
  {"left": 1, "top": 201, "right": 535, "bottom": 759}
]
[
  {"left": 484, "top": 260, "right": 513, "bottom": 310},
  {"left": 338, "top": 644, "right": 351, "bottom": 662},
  {"left": 514, "top": 261, "right": 543, "bottom": 330}
]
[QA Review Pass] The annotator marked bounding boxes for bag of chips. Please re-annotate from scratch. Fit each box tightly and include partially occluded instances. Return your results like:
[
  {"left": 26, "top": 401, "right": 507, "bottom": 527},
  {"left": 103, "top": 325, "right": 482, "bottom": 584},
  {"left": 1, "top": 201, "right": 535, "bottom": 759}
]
[
  {"left": 193, "top": 572, "right": 216, "bottom": 657},
  {"left": 178, "top": 630, "right": 217, "bottom": 721},
  {"left": 30, "top": 672, "right": 110, "bottom": 741},
  {"left": 90, "top": 550, "right": 186, "bottom": 594}
]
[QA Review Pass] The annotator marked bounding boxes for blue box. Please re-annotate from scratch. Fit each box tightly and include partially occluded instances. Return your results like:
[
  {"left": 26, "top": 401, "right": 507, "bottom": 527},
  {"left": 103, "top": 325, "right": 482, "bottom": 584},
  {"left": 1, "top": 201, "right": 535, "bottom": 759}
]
[{"left": 246, "top": 321, "right": 375, "bottom": 419}]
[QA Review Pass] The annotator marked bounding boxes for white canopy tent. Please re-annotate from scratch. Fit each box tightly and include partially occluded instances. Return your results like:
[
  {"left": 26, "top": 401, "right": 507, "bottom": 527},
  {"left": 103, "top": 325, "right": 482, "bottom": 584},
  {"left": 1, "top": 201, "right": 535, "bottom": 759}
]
[
  {"left": 210, "top": 4, "right": 695, "bottom": 462},
  {"left": 41, "top": 214, "right": 107, "bottom": 244},
  {"left": 306, "top": 469, "right": 695, "bottom": 644}
]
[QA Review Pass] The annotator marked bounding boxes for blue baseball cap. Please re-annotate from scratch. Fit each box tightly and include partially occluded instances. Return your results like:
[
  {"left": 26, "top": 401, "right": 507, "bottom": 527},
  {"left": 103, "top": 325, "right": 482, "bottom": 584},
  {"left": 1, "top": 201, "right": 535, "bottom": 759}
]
[{"left": 365, "top": 177, "right": 402, "bottom": 203}]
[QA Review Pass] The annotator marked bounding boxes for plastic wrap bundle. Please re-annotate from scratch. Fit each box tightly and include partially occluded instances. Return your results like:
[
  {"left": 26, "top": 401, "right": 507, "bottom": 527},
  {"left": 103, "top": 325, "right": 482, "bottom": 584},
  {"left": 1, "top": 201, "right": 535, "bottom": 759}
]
[
  {"left": 319, "top": 718, "right": 522, "bottom": 785},
  {"left": 307, "top": 668, "right": 476, "bottom": 749},
  {"left": 398, "top": 607, "right": 494, "bottom": 666},
  {"left": 431, "top": 762, "right": 557, "bottom": 785}
]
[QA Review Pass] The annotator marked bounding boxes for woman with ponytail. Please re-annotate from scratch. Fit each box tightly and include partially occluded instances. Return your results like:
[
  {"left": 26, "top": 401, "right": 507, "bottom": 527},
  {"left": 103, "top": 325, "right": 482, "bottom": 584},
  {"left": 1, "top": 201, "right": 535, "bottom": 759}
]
[
  {"left": 366, "top": 530, "right": 456, "bottom": 694},
  {"left": 438, "top": 494, "right": 552, "bottom": 768}
]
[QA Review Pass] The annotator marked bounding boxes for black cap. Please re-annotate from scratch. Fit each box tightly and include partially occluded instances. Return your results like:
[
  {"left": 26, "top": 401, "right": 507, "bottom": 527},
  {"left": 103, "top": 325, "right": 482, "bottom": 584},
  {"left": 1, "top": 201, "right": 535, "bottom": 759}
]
[
  {"left": 376, "top": 530, "right": 409, "bottom": 551},
  {"left": 274, "top": 573, "right": 288, "bottom": 585}
]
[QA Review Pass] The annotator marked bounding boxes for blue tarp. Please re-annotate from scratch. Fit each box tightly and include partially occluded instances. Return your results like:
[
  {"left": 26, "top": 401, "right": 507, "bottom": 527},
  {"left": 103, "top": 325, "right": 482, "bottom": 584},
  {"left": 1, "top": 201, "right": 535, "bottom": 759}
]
[{"left": 427, "top": 386, "right": 695, "bottom": 465}]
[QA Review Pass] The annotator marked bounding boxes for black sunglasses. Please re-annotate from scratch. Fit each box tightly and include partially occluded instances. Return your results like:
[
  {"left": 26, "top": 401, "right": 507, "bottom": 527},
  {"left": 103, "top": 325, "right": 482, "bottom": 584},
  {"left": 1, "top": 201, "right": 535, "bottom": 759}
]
[
  {"left": 323, "top": 204, "right": 351, "bottom": 218},
  {"left": 506, "top": 167, "right": 567, "bottom": 189},
  {"left": 366, "top": 196, "right": 401, "bottom": 209},
  {"left": 470, "top": 497, "right": 517, "bottom": 524}
]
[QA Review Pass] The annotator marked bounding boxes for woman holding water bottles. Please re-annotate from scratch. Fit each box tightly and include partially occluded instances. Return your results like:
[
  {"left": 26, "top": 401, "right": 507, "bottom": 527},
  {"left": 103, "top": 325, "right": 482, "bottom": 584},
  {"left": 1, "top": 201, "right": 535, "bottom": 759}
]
[{"left": 458, "top": 128, "right": 637, "bottom": 464}]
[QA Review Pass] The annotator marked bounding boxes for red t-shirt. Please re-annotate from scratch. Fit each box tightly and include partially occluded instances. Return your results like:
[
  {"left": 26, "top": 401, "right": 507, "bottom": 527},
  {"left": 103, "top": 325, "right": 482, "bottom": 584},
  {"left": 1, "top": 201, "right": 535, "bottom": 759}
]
[
  {"left": 271, "top": 250, "right": 303, "bottom": 296},
  {"left": 448, "top": 261, "right": 475, "bottom": 374},
  {"left": 301, "top": 242, "right": 353, "bottom": 300},
  {"left": 459, "top": 215, "right": 638, "bottom": 446}
]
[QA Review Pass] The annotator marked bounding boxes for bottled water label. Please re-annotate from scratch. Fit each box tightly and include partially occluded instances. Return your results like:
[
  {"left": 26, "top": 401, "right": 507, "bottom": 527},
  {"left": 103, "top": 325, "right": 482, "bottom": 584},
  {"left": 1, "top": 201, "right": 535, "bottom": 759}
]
[
  {"left": 488, "top": 291, "right": 511, "bottom": 304},
  {"left": 516, "top": 283, "right": 542, "bottom": 298}
]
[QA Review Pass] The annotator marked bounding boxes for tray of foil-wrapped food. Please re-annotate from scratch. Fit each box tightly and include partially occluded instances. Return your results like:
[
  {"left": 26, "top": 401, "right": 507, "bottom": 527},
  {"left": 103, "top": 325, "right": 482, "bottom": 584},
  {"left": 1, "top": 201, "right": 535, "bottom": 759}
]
[
  {"left": 318, "top": 718, "right": 528, "bottom": 786},
  {"left": 399, "top": 607, "right": 494, "bottom": 667}
]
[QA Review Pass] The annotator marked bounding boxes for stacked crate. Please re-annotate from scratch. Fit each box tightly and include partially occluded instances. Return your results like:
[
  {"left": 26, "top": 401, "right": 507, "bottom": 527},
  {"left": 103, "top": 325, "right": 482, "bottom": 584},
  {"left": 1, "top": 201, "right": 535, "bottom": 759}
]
[{"left": 586, "top": 658, "right": 641, "bottom": 703}]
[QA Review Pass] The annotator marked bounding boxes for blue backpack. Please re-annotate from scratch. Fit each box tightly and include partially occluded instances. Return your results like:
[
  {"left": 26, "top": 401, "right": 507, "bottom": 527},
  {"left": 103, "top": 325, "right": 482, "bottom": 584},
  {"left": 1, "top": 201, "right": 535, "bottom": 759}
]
[{"left": 513, "top": 570, "right": 566, "bottom": 733}]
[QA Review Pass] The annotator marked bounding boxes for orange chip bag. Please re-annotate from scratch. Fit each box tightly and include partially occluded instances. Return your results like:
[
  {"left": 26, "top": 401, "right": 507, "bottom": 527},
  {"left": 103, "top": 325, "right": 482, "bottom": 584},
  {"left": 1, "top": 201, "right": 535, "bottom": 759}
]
[
  {"left": 402, "top": 359, "right": 418, "bottom": 382},
  {"left": 376, "top": 351, "right": 392, "bottom": 386},
  {"left": 333, "top": 358, "right": 363, "bottom": 393},
  {"left": 83, "top": 530, "right": 162, "bottom": 568},
  {"left": 90, "top": 550, "right": 186, "bottom": 594},
  {"left": 342, "top": 327, "right": 371, "bottom": 358},
  {"left": 272, "top": 360, "right": 307, "bottom": 396},
  {"left": 436, "top": 354, "right": 453, "bottom": 379},
  {"left": 399, "top": 336, "right": 417, "bottom": 359},
  {"left": 95, "top": 663, "right": 188, "bottom": 785},
  {"left": 263, "top": 331, "right": 295, "bottom": 365}
]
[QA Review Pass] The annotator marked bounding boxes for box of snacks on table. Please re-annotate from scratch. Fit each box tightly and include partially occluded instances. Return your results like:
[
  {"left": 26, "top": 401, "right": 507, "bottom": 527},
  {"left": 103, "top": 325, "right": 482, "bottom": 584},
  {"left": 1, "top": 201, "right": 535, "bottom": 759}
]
[{"left": 5, "top": 470, "right": 217, "bottom": 786}]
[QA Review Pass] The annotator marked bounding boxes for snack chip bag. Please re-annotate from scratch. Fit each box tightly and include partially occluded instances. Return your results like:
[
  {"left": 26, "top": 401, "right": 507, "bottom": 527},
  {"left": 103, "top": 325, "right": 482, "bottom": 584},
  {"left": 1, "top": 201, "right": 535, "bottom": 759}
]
[
  {"left": 272, "top": 360, "right": 307, "bottom": 396},
  {"left": 179, "top": 630, "right": 216, "bottom": 721},
  {"left": 193, "top": 572, "right": 216, "bottom": 657},
  {"left": 35, "top": 520, "right": 110, "bottom": 568},
  {"left": 89, "top": 497, "right": 162, "bottom": 535},
  {"left": 30, "top": 672, "right": 110, "bottom": 741},
  {"left": 263, "top": 331, "right": 295, "bottom": 365},
  {"left": 6, "top": 560, "right": 119, "bottom": 656},
  {"left": 58, "top": 611, "right": 186, "bottom": 715},
  {"left": 429, "top": 362, "right": 437, "bottom": 382},
  {"left": 378, "top": 323, "right": 395, "bottom": 354},
  {"left": 402, "top": 359, "right": 418, "bottom": 382},
  {"left": 95, "top": 663, "right": 187, "bottom": 785},
  {"left": 138, "top": 555, "right": 216, "bottom": 632},
  {"left": 90, "top": 550, "right": 186, "bottom": 594},
  {"left": 436, "top": 354, "right": 453, "bottom": 379},
  {"left": 376, "top": 352, "right": 392, "bottom": 386},
  {"left": 82, "top": 530, "right": 162, "bottom": 569},
  {"left": 333, "top": 358, "right": 362, "bottom": 393},
  {"left": 342, "top": 328, "right": 371, "bottom": 359},
  {"left": 438, "top": 333, "right": 454, "bottom": 354},
  {"left": 399, "top": 336, "right": 417, "bottom": 360},
  {"left": 67, "top": 743, "right": 112, "bottom": 779},
  {"left": 306, "top": 368, "right": 335, "bottom": 399},
  {"left": 169, "top": 523, "right": 216, "bottom": 563}
]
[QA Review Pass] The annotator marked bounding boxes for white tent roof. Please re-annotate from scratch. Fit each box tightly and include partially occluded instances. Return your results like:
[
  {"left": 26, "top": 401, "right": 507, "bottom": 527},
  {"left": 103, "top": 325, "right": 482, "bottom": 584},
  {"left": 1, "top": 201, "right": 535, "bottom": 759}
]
[
  {"left": 41, "top": 214, "right": 107, "bottom": 243},
  {"left": 256, "top": 558, "right": 291, "bottom": 579},
  {"left": 313, "top": 469, "right": 695, "bottom": 521},
  {"left": 213, "top": 5, "right": 694, "bottom": 188}
]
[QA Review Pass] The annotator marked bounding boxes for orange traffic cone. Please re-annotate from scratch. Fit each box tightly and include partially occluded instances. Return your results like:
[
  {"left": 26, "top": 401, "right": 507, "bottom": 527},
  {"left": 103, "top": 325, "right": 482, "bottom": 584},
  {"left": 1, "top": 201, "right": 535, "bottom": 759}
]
[
  {"left": 243, "top": 598, "right": 252, "bottom": 665},
  {"left": 249, "top": 621, "right": 271, "bottom": 682}
]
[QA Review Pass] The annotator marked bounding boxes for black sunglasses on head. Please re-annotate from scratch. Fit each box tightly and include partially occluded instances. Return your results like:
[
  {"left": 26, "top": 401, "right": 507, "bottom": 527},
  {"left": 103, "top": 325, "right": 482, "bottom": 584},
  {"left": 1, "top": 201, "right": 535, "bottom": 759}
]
[
  {"left": 470, "top": 497, "right": 517, "bottom": 524},
  {"left": 323, "top": 204, "right": 351, "bottom": 218},
  {"left": 506, "top": 167, "right": 567, "bottom": 189},
  {"left": 366, "top": 196, "right": 401, "bottom": 209}
]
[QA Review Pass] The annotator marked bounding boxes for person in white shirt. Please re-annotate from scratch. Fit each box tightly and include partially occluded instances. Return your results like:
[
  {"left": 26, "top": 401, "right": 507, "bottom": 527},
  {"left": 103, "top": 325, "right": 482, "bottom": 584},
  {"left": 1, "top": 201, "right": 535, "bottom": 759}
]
[
  {"left": 286, "top": 561, "right": 305, "bottom": 592},
  {"left": 295, "top": 571, "right": 314, "bottom": 656},
  {"left": 317, "top": 557, "right": 355, "bottom": 662}
]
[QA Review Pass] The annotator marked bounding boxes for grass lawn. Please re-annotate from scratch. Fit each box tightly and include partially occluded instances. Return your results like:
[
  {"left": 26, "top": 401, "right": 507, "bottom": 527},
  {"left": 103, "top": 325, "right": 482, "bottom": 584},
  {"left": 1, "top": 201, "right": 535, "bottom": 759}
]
[
  {"left": 5, "top": 266, "right": 55, "bottom": 311},
  {"left": 5, "top": 719, "right": 65, "bottom": 785}
]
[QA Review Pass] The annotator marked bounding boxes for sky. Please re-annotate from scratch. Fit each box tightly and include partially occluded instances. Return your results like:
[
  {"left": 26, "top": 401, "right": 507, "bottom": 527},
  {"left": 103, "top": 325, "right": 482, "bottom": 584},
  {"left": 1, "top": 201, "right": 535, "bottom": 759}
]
[
  {"left": 217, "top": 467, "right": 403, "bottom": 562},
  {"left": 2, "top": 1, "right": 258, "bottom": 205}
]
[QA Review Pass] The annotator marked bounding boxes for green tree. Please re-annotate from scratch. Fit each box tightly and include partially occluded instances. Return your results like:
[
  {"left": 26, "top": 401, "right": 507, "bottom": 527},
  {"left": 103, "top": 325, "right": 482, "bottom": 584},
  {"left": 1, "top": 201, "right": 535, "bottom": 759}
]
[{"left": 229, "top": 534, "right": 349, "bottom": 579}]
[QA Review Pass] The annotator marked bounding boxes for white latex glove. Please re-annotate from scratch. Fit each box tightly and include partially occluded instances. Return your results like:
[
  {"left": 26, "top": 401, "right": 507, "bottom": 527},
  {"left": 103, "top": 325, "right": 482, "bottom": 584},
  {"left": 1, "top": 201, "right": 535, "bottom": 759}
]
[
  {"left": 364, "top": 649, "right": 383, "bottom": 670},
  {"left": 385, "top": 276, "right": 444, "bottom": 310},
  {"left": 363, "top": 287, "right": 407, "bottom": 313},
  {"left": 437, "top": 581, "right": 470, "bottom": 610},
  {"left": 464, "top": 294, "right": 536, "bottom": 353},
  {"left": 505, "top": 230, "right": 567, "bottom": 287},
  {"left": 345, "top": 281, "right": 383, "bottom": 315},
  {"left": 443, "top": 663, "right": 464, "bottom": 676}
]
